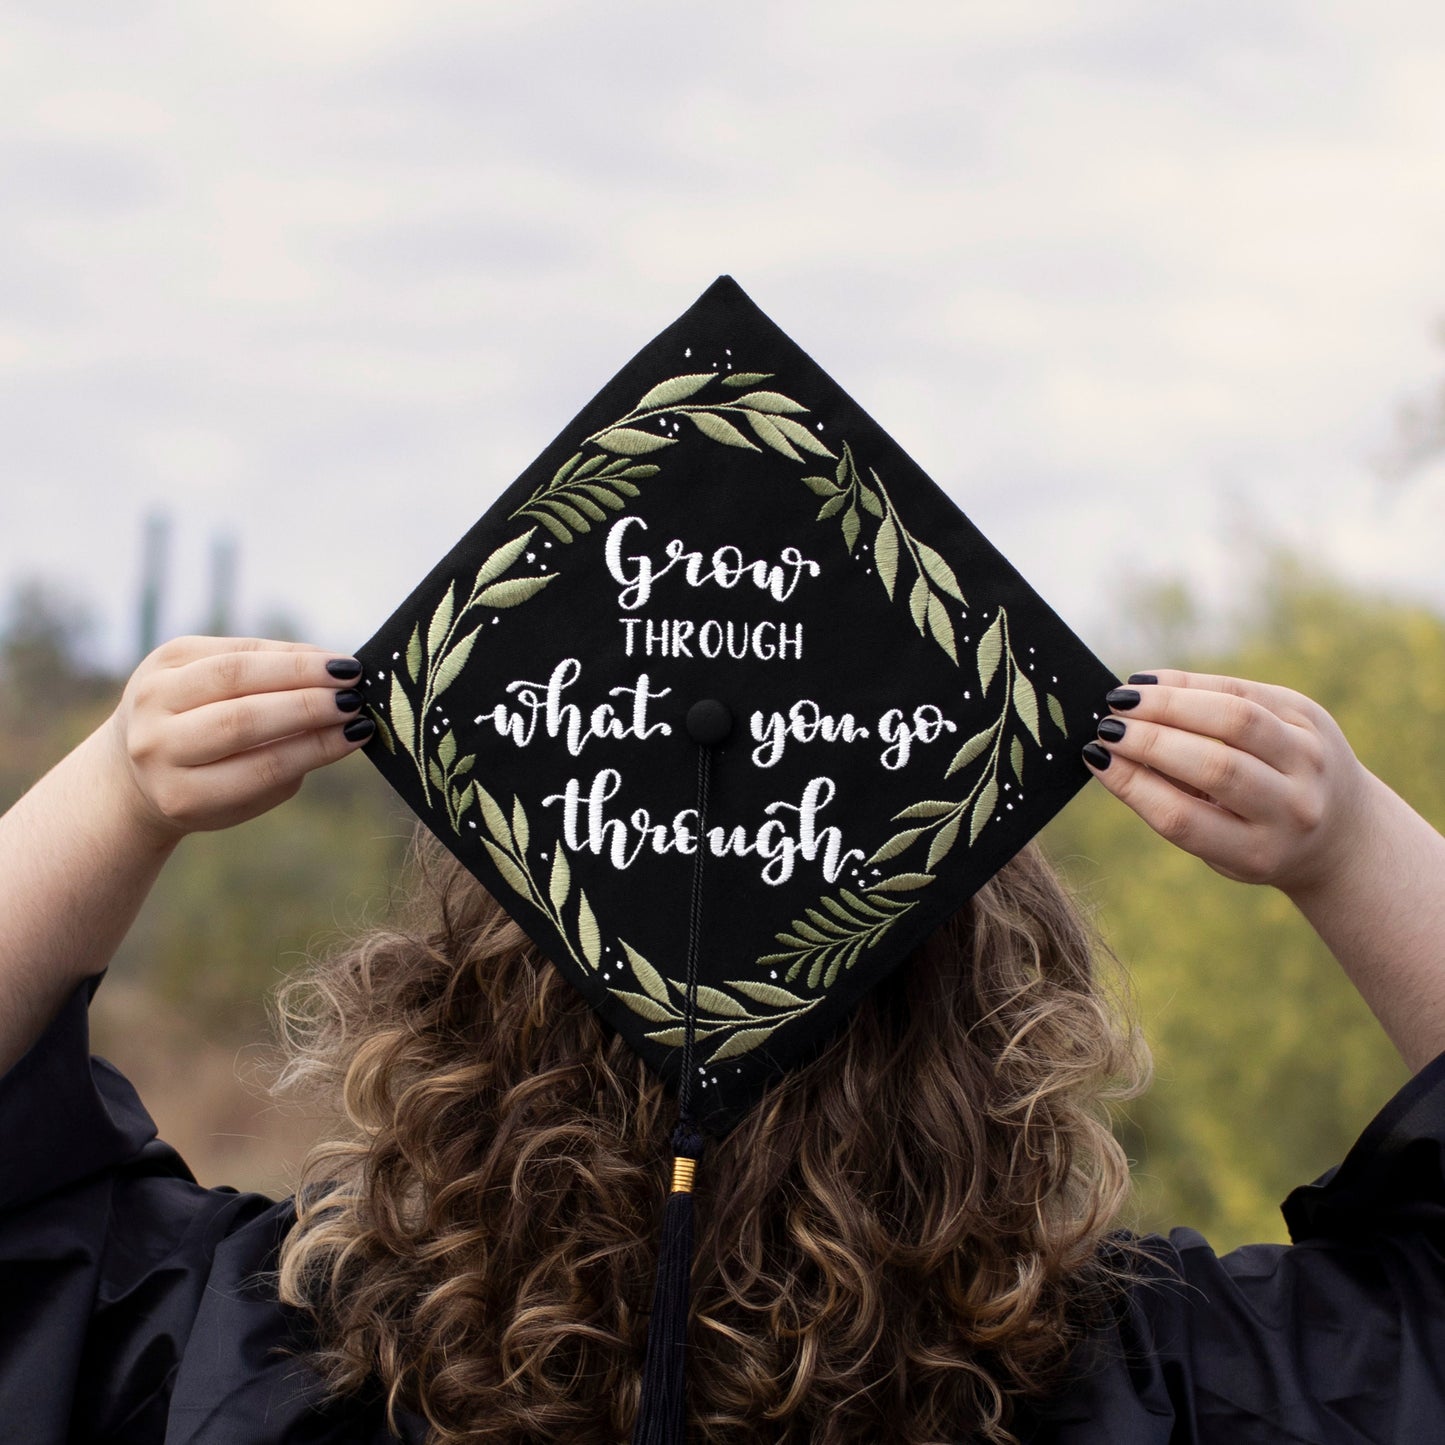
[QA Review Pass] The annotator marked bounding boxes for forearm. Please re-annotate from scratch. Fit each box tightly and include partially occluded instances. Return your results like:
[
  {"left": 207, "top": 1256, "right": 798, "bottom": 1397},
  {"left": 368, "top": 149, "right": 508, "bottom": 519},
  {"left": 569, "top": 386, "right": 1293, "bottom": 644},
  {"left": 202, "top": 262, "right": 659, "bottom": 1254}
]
[
  {"left": 0, "top": 717, "right": 177, "bottom": 1075},
  {"left": 1282, "top": 768, "right": 1445, "bottom": 1074}
]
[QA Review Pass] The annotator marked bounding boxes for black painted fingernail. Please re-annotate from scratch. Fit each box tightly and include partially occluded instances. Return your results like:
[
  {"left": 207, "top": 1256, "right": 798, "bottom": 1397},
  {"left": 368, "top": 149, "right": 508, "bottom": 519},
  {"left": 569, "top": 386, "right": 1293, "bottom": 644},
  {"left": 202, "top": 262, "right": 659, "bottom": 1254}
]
[
  {"left": 327, "top": 657, "right": 362, "bottom": 680},
  {"left": 334, "top": 689, "right": 364, "bottom": 713},
  {"left": 1105, "top": 687, "right": 1141, "bottom": 710},
  {"left": 343, "top": 716, "right": 375, "bottom": 742},
  {"left": 1097, "top": 717, "right": 1126, "bottom": 742},
  {"left": 1127, "top": 673, "right": 1158, "bottom": 685},
  {"left": 1082, "top": 741, "right": 1111, "bottom": 770}
]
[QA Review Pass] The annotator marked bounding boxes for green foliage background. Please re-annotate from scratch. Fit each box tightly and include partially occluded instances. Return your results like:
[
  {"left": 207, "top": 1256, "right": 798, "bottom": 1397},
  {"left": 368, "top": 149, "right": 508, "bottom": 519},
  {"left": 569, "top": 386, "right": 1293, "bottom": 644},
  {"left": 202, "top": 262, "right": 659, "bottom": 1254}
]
[{"left": 3, "top": 550, "right": 1441, "bottom": 1252}]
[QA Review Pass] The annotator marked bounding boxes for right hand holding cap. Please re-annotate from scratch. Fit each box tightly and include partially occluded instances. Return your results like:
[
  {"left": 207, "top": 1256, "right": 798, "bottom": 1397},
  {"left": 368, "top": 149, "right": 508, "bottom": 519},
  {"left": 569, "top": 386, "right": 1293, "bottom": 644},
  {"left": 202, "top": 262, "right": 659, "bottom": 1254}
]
[{"left": 104, "top": 637, "right": 374, "bottom": 847}]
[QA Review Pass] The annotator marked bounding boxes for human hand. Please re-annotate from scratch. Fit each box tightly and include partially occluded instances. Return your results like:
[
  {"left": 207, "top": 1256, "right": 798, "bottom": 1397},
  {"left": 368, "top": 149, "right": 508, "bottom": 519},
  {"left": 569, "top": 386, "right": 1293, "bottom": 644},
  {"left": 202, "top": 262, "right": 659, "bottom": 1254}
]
[
  {"left": 1081, "top": 669, "right": 1373, "bottom": 896},
  {"left": 104, "top": 637, "right": 375, "bottom": 847}
]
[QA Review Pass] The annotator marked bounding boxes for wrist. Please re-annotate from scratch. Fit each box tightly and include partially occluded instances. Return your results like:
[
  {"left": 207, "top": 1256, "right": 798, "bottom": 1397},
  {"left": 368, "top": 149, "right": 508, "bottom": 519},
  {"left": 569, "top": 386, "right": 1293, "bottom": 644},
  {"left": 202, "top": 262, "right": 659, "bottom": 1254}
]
[{"left": 93, "top": 714, "right": 187, "bottom": 858}]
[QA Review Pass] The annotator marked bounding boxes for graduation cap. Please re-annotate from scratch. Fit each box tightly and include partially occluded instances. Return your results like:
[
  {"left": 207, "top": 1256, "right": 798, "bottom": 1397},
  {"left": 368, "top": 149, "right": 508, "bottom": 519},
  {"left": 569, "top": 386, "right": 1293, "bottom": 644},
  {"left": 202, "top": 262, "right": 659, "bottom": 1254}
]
[{"left": 353, "top": 276, "right": 1117, "bottom": 1443}]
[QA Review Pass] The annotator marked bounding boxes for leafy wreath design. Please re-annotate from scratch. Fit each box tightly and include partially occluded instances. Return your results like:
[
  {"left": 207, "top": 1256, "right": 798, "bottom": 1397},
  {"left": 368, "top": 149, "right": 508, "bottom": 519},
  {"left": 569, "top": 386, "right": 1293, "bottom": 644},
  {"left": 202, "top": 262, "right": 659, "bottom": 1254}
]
[{"left": 366, "top": 361, "right": 1068, "bottom": 1070}]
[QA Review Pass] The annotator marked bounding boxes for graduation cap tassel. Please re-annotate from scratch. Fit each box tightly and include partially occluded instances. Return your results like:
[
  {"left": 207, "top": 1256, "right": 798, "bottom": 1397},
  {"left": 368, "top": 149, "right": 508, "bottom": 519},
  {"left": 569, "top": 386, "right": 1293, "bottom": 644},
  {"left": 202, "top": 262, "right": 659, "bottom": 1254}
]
[{"left": 633, "top": 719, "right": 725, "bottom": 1445}]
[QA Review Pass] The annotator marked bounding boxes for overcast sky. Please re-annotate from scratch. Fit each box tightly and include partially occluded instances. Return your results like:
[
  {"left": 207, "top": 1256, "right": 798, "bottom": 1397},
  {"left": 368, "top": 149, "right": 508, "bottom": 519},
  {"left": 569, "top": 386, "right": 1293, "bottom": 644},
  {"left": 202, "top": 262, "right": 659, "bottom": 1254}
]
[{"left": 4, "top": 0, "right": 1444, "bottom": 672}]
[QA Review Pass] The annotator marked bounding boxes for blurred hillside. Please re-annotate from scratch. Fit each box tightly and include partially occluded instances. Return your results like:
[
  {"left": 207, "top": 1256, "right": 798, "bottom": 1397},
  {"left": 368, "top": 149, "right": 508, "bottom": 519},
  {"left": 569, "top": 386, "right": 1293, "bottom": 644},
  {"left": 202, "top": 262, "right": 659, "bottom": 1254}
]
[{"left": 2, "top": 558, "right": 1441, "bottom": 1247}]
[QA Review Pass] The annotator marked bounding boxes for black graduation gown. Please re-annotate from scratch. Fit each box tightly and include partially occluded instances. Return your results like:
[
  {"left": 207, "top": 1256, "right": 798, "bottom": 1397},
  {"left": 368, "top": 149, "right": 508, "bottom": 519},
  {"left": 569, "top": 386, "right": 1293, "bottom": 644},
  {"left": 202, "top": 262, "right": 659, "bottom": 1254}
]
[{"left": 4, "top": 976, "right": 1444, "bottom": 1444}]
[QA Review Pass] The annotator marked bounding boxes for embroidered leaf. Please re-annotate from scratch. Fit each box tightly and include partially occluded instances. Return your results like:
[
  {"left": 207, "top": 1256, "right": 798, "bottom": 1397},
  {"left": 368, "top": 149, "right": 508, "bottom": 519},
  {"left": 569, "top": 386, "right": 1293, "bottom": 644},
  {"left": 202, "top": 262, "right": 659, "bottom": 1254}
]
[
  {"left": 970, "top": 776, "right": 999, "bottom": 845},
  {"left": 802, "top": 473, "right": 841, "bottom": 497},
  {"left": 528, "top": 508, "right": 572, "bottom": 543},
  {"left": 695, "top": 985, "right": 752, "bottom": 1019},
  {"left": 926, "top": 815, "right": 962, "bottom": 870},
  {"left": 548, "top": 843, "right": 571, "bottom": 912},
  {"left": 366, "top": 707, "right": 396, "bottom": 754},
  {"left": 816, "top": 493, "right": 847, "bottom": 520},
  {"left": 926, "top": 593, "right": 958, "bottom": 663},
  {"left": 721, "top": 372, "right": 773, "bottom": 387},
  {"left": 432, "top": 624, "right": 483, "bottom": 699},
  {"left": 577, "top": 483, "right": 626, "bottom": 511},
  {"left": 729, "top": 980, "right": 808, "bottom": 1007},
  {"left": 874, "top": 513, "right": 899, "bottom": 600},
  {"left": 858, "top": 484, "right": 884, "bottom": 519},
  {"left": 840, "top": 887, "right": 886, "bottom": 918},
  {"left": 645, "top": 1027, "right": 688, "bottom": 1046},
  {"left": 790, "top": 919, "right": 832, "bottom": 945},
  {"left": 482, "top": 839, "right": 531, "bottom": 899},
  {"left": 388, "top": 673, "right": 416, "bottom": 758},
  {"left": 690, "top": 411, "right": 760, "bottom": 450},
  {"left": 1010, "top": 735, "right": 1024, "bottom": 786},
  {"left": 917, "top": 542, "right": 966, "bottom": 603},
  {"left": 894, "top": 799, "right": 955, "bottom": 820},
  {"left": 1047, "top": 692, "right": 1067, "bottom": 736},
  {"left": 614, "top": 990, "right": 676, "bottom": 1024},
  {"left": 947, "top": 722, "right": 994, "bottom": 777},
  {"left": 405, "top": 624, "right": 422, "bottom": 685},
  {"left": 708, "top": 1026, "right": 776, "bottom": 1063},
  {"left": 841, "top": 505, "right": 860, "bottom": 554},
  {"left": 868, "top": 826, "right": 926, "bottom": 865},
  {"left": 820, "top": 895, "right": 865, "bottom": 925},
  {"left": 474, "top": 528, "right": 537, "bottom": 590},
  {"left": 426, "top": 582, "right": 455, "bottom": 662},
  {"left": 576, "top": 889, "right": 601, "bottom": 969},
  {"left": 635, "top": 372, "right": 716, "bottom": 409},
  {"left": 596, "top": 427, "right": 676, "bottom": 455},
  {"left": 835, "top": 452, "right": 851, "bottom": 487},
  {"left": 744, "top": 409, "right": 801, "bottom": 459},
  {"left": 977, "top": 613, "right": 1003, "bottom": 693},
  {"left": 475, "top": 782, "right": 512, "bottom": 846},
  {"left": 476, "top": 574, "right": 556, "bottom": 609},
  {"left": 535, "top": 496, "right": 591, "bottom": 533},
  {"left": 511, "top": 796, "right": 530, "bottom": 853},
  {"left": 733, "top": 389, "right": 806, "bottom": 415},
  {"left": 455, "top": 753, "right": 475, "bottom": 774},
  {"left": 438, "top": 729, "right": 456, "bottom": 768},
  {"left": 804, "top": 907, "right": 851, "bottom": 938},
  {"left": 549, "top": 452, "right": 583, "bottom": 488},
  {"left": 908, "top": 574, "right": 929, "bottom": 633},
  {"left": 1014, "top": 667, "right": 1041, "bottom": 743},
  {"left": 611, "top": 473, "right": 649, "bottom": 490},
  {"left": 454, "top": 780, "right": 474, "bottom": 818},
  {"left": 764, "top": 414, "right": 833, "bottom": 458},
  {"left": 622, "top": 941, "right": 670, "bottom": 1005},
  {"left": 573, "top": 454, "right": 608, "bottom": 481},
  {"left": 567, "top": 491, "right": 609, "bottom": 523},
  {"left": 426, "top": 757, "right": 444, "bottom": 793},
  {"left": 869, "top": 872, "right": 935, "bottom": 893}
]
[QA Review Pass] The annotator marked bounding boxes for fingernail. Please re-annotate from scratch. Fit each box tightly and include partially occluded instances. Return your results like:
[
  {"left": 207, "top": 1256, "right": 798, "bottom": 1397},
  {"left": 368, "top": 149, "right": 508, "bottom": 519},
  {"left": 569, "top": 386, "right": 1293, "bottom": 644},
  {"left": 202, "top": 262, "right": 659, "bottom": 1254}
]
[
  {"left": 334, "top": 689, "right": 364, "bottom": 714},
  {"left": 1082, "top": 741, "right": 1111, "bottom": 770},
  {"left": 1097, "top": 717, "right": 1126, "bottom": 742},
  {"left": 343, "top": 716, "right": 375, "bottom": 742},
  {"left": 1127, "top": 673, "right": 1158, "bottom": 685},
  {"left": 1105, "top": 687, "right": 1141, "bottom": 710},
  {"left": 327, "top": 657, "right": 362, "bottom": 680}
]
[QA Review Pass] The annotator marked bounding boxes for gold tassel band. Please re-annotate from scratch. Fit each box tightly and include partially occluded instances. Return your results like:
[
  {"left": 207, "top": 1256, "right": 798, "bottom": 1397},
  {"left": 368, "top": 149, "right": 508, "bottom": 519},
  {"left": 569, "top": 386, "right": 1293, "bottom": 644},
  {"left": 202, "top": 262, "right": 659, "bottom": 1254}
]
[{"left": 670, "top": 1156, "right": 698, "bottom": 1193}]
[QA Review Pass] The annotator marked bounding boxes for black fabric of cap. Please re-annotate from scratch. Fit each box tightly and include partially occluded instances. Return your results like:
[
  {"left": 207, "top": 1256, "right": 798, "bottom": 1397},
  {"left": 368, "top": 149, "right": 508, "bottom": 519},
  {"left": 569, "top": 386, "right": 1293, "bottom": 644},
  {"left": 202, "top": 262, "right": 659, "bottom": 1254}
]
[{"left": 355, "top": 276, "right": 1117, "bottom": 1134}]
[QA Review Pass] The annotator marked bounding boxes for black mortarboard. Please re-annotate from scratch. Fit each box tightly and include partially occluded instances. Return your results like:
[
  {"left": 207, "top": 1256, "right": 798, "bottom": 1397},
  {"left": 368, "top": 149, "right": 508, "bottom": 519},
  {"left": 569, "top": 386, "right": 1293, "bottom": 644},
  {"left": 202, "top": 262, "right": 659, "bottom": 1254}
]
[{"left": 353, "top": 276, "right": 1117, "bottom": 1442}]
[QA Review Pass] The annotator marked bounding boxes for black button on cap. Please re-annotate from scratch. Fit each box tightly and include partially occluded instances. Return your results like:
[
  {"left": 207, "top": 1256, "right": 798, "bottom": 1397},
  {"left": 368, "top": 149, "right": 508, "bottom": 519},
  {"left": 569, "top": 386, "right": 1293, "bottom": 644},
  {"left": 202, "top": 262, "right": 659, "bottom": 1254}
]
[{"left": 686, "top": 698, "right": 733, "bottom": 747}]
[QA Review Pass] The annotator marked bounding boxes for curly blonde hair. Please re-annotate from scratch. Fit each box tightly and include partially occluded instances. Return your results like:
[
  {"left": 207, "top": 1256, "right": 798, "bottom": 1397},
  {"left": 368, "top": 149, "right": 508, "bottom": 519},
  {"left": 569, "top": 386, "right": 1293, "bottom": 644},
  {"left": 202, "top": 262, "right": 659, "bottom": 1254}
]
[{"left": 271, "top": 829, "right": 1148, "bottom": 1443}]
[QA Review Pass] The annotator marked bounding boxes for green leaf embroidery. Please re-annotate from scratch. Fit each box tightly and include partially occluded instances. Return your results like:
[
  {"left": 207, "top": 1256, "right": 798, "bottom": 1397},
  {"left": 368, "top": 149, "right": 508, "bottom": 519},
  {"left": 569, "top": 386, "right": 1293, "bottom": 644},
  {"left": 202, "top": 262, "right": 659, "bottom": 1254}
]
[
  {"left": 634, "top": 372, "right": 716, "bottom": 409},
  {"left": 388, "top": 672, "right": 416, "bottom": 758},
  {"left": 614, "top": 990, "right": 677, "bottom": 1024},
  {"left": 769, "top": 415, "right": 835, "bottom": 458},
  {"left": 802, "top": 473, "right": 841, "bottom": 497},
  {"left": 577, "top": 889, "right": 601, "bottom": 969},
  {"left": 744, "top": 409, "right": 801, "bottom": 459},
  {"left": 533, "top": 496, "right": 591, "bottom": 533},
  {"left": 474, "top": 528, "right": 537, "bottom": 590},
  {"left": 977, "top": 613, "right": 1003, "bottom": 694},
  {"left": 947, "top": 722, "right": 996, "bottom": 777},
  {"left": 926, "top": 815, "right": 961, "bottom": 870},
  {"left": 426, "top": 582, "right": 455, "bottom": 662},
  {"left": 867, "top": 826, "right": 926, "bottom": 865},
  {"left": 511, "top": 796, "right": 530, "bottom": 853},
  {"left": 874, "top": 513, "right": 899, "bottom": 600},
  {"left": 908, "top": 574, "right": 929, "bottom": 633},
  {"left": 926, "top": 593, "right": 958, "bottom": 663},
  {"left": 405, "top": 624, "right": 422, "bottom": 686},
  {"left": 722, "top": 372, "right": 773, "bottom": 387},
  {"left": 438, "top": 730, "right": 456, "bottom": 768},
  {"left": 596, "top": 427, "right": 676, "bottom": 455},
  {"left": 432, "top": 624, "right": 483, "bottom": 699},
  {"left": 622, "top": 941, "right": 670, "bottom": 1005},
  {"left": 475, "top": 783, "right": 512, "bottom": 846},
  {"left": 729, "top": 981, "right": 808, "bottom": 1008},
  {"left": 858, "top": 484, "right": 884, "bottom": 519},
  {"left": 427, "top": 758, "right": 444, "bottom": 793},
  {"left": 476, "top": 574, "right": 556, "bottom": 609},
  {"left": 1047, "top": 692, "right": 1067, "bottom": 736},
  {"left": 366, "top": 706, "right": 396, "bottom": 754},
  {"left": 893, "top": 799, "right": 955, "bottom": 819},
  {"left": 1010, "top": 735, "right": 1024, "bottom": 786},
  {"left": 816, "top": 493, "right": 847, "bottom": 520},
  {"left": 708, "top": 1027, "right": 775, "bottom": 1063},
  {"left": 970, "top": 776, "right": 999, "bottom": 844},
  {"left": 482, "top": 839, "right": 531, "bottom": 899},
  {"left": 732, "top": 389, "right": 806, "bottom": 415},
  {"left": 1014, "top": 667, "right": 1040, "bottom": 743},
  {"left": 917, "top": 541, "right": 966, "bottom": 603},
  {"left": 868, "top": 873, "right": 935, "bottom": 893},
  {"left": 547, "top": 844, "right": 571, "bottom": 912},
  {"left": 576, "top": 483, "right": 626, "bottom": 511},
  {"left": 690, "top": 411, "right": 760, "bottom": 450},
  {"left": 530, "top": 509, "right": 572, "bottom": 544},
  {"left": 694, "top": 985, "right": 752, "bottom": 1019},
  {"left": 841, "top": 505, "right": 860, "bottom": 554}
]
